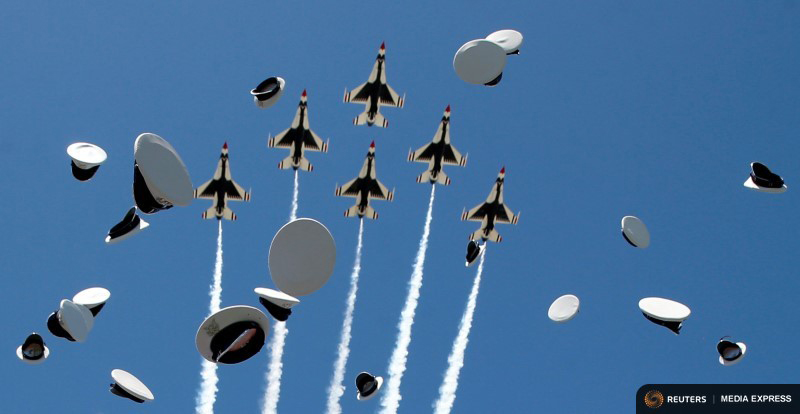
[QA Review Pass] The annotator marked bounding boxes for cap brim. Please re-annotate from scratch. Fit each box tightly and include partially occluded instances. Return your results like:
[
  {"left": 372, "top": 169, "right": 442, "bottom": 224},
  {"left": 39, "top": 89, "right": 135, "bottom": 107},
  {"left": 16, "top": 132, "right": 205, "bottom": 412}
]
[
  {"left": 357, "top": 376, "right": 383, "bottom": 401},
  {"left": 71, "top": 162, "right": 100, "bottom": 181},
  {"left": 196, "top": 305, "right": 270, "bottom": 364},
  {"left": 720, "top": 343, "right": 747, "bottom": 366},
  {"left": 16, "top": 345, "right": 49, "bottom": 364},
  {"left": 743, "top": 177, "right": 787, "bottom": 193},
  {"left": 111, "top": 369, "right": 154, "bottom": 401}
]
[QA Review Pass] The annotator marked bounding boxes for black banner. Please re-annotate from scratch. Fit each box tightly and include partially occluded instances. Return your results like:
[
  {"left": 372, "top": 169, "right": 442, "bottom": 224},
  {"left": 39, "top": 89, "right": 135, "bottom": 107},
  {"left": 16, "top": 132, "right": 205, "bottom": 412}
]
[{"left": 636, "top": 384, "right": 799, "bottom": 413}]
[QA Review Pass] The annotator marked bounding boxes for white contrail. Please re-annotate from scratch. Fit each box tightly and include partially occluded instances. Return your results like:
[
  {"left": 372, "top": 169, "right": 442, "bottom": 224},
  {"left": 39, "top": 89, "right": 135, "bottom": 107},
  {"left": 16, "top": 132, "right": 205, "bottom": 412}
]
[
  {"left": 325, "top": 220, "right": 365, "bottom": 414},
  {"left": 261, "top": 321, "right": 288, "bottom": 414},
  {"left": 290, "top": 170, "right": 299, "bottom": 221},
  {"left": 379, "top": 185, "right": 436, "bottom": 414},
  {"left": 432, "top": 249, "right": 487, "bottom": 414},
  {"left": 196, "top": 221, "right": 224, "bottom": 414},
  {"left": 261, "top": 170, "right": 300, "bottom": 414}
]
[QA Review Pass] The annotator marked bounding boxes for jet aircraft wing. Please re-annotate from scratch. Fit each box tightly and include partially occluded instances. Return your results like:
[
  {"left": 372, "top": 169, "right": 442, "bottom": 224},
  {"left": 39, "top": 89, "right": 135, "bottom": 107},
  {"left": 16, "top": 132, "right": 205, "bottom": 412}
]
[
  {"left": 336, "top": 178, "right": 361, "bottom": 198},
  {"left": 194, "top": 179, "right": 218, "bottom": 200},
  {"left": 226, "top": 179, "right": 249, "bottom": 201},
  {"left": 495, "top": 204, "right": 519, "bottom": 224},
  {"left": 269, "top": 128, "right": 299, "bottom": 149},
  {"left": 369, "top": 179, "right": 393, "bottom": 200},
  {"left": 344, "top": 82, "right": 374, "bottom": 104},
  {"left": 442, "top": 144, "right": 466, "bottom": 166},
  {"left": 409, "top": 143, "right": 437, "bottom": 162},
  {"left": 462, "top": 202, "right": 490, "bottom": 222},
  {"left": 379, "top": 83, "right": 404, "bottom": 107}
]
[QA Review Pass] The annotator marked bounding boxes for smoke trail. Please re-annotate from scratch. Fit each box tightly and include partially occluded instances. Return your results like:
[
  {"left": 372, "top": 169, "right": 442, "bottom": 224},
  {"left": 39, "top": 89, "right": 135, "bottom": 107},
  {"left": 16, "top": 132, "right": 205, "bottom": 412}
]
[
  {"left": 262, "top": 171, "right": 299, "bottom": 413},
  {"left": 196, "top": 221, "right": 224, "bottom": 414},
  {"left": 290, "top": 170, "right": 299, "bottom": 221},
  {"left": 379, "top": 185, "right": 436, "bottom": 413},
  {"left": 325, "top": 220, "right": 365, "bottom": 414},
  {"left": 432, "top": 249, "right": 487, "bottom": 414},
  {"left": 261, "top": 322, "right": 288, "bottom": 414}
]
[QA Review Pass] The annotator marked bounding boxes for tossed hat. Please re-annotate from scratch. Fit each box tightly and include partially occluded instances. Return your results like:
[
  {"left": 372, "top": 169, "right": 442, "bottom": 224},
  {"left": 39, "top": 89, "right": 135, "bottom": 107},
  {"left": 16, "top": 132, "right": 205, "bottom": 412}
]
[
  {"left": 110, "top": 369, "right": 154, "bottom": 403},
  {"left": 251, "top": 77, "right": 285, "bottom": 109},
  {"left": 67, "top": 142, "right": 107, "bottom": 181},
  {"left": 717, "top": 337, "right": 747, "bottom": 366},
  {"left": 639, "top": 297, "right": 690, "bottom": 335},
  {"left": 16, "top": 333, "right": 49, "bottom": 365},
  {"left": 355, "top": 372, "right": 383, "bottom": 401},
  {"left": 133, "top": 133, "right": 192, "bottom": 214},
  {"left": 465, "top": 240, "right": 483, "bottom": 267},
  {"left": 269, "top": 218, "right": 336, "bottom": 297},
  {"left": 254, "top": 287, "right": 300, "bottom": 322},
  {"left": 548, "top": 294, "right": 580, "bottom": 323},
  {"left": 196, "top": 305, "right": 270, "bottom": 364},
  {"left": 47, "top": 299, "right": 94, "bottom": 342},
  {"left": 486, "top": 29, "right": 523, "bottom": 55},
  {"left": 453, "top": 39, "right": 507, "bottom": 86},
  {"left": 106, "top": 207, "right": 149, "bottom": 244},
  {"left": 621, "top": 216, "right": 650, "bottom": 248},
  {"left": 72, "top": 287, "right": 111, "bottom": 317},
  {"left": 744, "top": 162, "right": 786, "bottom": 193}
]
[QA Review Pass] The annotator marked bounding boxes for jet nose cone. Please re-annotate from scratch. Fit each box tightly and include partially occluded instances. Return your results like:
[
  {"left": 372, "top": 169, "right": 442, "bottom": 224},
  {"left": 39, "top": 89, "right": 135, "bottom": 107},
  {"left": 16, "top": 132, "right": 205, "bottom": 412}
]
[
  {"left": 370, "top": 140, "right": 376, "bottom": 149},
  {"left": 500, "top": 166, "right": 505, "bottom": 174},
  {"left": 302, "top": 89, "right": 307, "bottom": 98},
  {"left": 223, "top": 142, "right": 228, "bottom": 150},
  {"left": 380, "top": 42, "right": 385, "bottom": 50},
  {"left": 445, "top": 105, "right": 451, "bottom": 113}
]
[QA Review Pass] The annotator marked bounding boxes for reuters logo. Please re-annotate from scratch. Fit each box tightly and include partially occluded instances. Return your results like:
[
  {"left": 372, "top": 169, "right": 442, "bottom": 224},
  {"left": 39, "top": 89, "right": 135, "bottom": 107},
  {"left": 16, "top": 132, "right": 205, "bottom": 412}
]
[{"left": 644, "top": 390, "right": 664, "bottom": 409}]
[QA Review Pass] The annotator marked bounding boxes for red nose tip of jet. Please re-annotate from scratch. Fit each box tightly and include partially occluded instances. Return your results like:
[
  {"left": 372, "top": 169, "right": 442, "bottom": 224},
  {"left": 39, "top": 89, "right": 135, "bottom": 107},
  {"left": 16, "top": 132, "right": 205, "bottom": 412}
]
[
  {"left": 445, "top": 105, "right": 451, "bottom": 113},
  {"left": 380, "top": 42, "right": 385, "bottom": 50},
  {"left": 370, "top": 140, "right": 375, "bottom": 148},
  {"left": 500, "top": 166, "right": 505, "bottom": 174},
  {"left": 302, "top": 89, "right": 307, "bottom": 97},
  {"left": 223, "top": 142, "right": 228, "bottom": 150}
]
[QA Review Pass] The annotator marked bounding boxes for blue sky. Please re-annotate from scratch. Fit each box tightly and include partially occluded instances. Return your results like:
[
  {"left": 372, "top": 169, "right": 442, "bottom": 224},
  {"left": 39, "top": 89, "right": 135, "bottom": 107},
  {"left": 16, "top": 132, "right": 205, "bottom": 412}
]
[{"left": 2, "top": 1, "right": 799, "bottom": 412}]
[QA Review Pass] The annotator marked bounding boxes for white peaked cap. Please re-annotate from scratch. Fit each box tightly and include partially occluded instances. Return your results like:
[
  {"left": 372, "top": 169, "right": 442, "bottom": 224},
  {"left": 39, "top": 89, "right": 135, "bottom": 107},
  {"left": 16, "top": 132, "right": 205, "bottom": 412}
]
[
  {"left": 548, "top": 294, "right": 580, "bottom": 322},
  {"left": 486, "top": 29, "right": 523, "bottom": 54},
  {"left": 453, "top": 39, "right": 507, "bottom": 85}
]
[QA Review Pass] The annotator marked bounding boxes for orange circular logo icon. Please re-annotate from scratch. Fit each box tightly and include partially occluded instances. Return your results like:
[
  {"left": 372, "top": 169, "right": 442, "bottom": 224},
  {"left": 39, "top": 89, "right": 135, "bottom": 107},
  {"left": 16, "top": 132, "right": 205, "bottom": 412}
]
[{"left": 644, "top": 390, "right": 664, "bottom": 409}]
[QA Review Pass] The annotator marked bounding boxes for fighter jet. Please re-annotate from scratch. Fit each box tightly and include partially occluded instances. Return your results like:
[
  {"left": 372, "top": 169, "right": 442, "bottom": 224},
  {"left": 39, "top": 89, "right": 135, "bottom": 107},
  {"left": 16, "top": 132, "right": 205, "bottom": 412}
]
[
  {"left": 268, "top": 90, "right": 329, "bottom": 171},
  {"left": 335, "top": 141, "right": 394, "bottom": 219},
  {"left": 343, "top": 42, "right": 405, "bottom": 127},
  {"left": 461, "top": 167, "right": 520, "bottom": 242},
  {"left": 408, "top": 105, "right": 467, "bottom": 185},
  {"left": 194, "top": 143, "right": 251, "bottom": 220}
]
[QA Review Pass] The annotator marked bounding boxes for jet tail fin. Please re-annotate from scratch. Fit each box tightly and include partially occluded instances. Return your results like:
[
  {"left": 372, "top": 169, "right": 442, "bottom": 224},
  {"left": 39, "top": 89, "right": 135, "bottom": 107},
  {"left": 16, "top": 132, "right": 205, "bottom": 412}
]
[
  {"left": 344, "top": 205, "right": 360, "bottom": 218},
  {"left": 363, "top": 205, "right": 378, "bottom": 219},
  {"left": 416, "top": 171, "right": 431, "bottom": 184},
  {"left": 354, "top": 111, "right": 370, "bottom": 126},
  {"left": 201, "top": 207, "right": 216, "bottom": 220},
  {"left": 435, "top": 171, "right": 451, "bottom": 186},
  {"left": 278, "top": 156, "right": 295, "bottom": 170},
  {"left": 221, "top": 207, "right": 237, "bottom": 221},
  {"left": 354, "top": 110, "right": 388, "bottom": 128},
  {"left": 298, "top": 157, "right": 314, "bottom": 172},
  {"left": 488, "top": 229, "right": 502, "bottom": 242}
]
